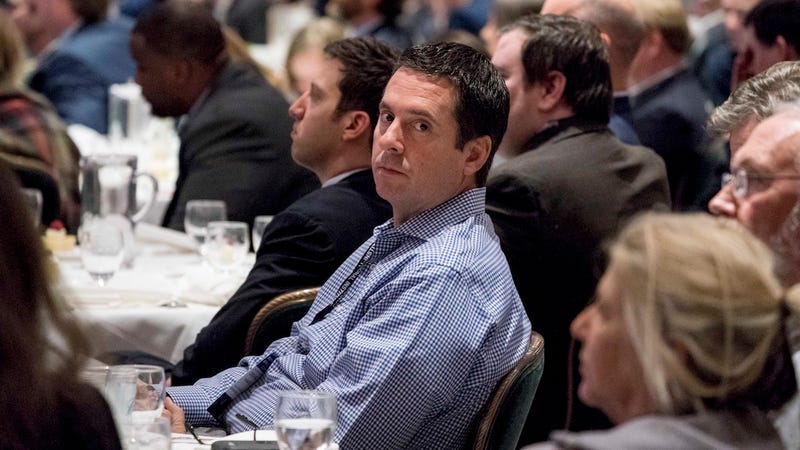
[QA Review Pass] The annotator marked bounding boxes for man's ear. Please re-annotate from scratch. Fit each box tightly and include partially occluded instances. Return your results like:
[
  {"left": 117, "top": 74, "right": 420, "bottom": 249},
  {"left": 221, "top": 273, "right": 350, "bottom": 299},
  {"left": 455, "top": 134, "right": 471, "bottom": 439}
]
[
  {"left": 776, "top": 35, "right": 800, "bottom": 61},
  {"left": 462, "top": 135, "right": 492, "bottom": 178},
  {"left": 599, "top": 31, "right": 612, "bottom": 49},
  {"left": 537, "top": 70, "right": 567, "bottom": 112},
  {"left": 342, "top": 110, "right": 371, "bottom": 142}
]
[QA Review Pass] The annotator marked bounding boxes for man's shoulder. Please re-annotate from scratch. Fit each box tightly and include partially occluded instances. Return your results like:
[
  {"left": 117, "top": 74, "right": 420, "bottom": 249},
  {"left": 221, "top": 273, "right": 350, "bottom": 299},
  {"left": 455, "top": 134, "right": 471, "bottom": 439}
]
[
  {"left": 60, "top": 19, "right": 134, "bottom": 58},
  {"left": 488, "top": 127, "right": 668, "bottom": 204},
  {"left": 284, "top": 172, "right": 389, "bottom": 221},
  {"left": 492, "top": 126, "right": 619, "bottom": 179},
  {"left": 634, "top": 69, "right": 710, "bottom": 116},
  {"left": 212, "top": 63, "right": 284, "bottom": 103},
  {"left": 44, "top": 19, "right": 136, "bottom": 83},
  {"left": 408, "top": 212, "right": 502, "bottom": 272},
  {"left": 199, "top": 63, "right": 289, "bottom": 124}
]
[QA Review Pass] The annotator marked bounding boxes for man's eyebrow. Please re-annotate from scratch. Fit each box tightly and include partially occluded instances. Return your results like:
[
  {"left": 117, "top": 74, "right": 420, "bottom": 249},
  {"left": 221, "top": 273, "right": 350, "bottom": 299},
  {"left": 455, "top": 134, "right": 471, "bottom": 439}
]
[
  {"left": 408, "top": 109, "right": 437, "bottom": 122},
  {"left": 378, "top": 101, "right": 438, "bottom": 121}
]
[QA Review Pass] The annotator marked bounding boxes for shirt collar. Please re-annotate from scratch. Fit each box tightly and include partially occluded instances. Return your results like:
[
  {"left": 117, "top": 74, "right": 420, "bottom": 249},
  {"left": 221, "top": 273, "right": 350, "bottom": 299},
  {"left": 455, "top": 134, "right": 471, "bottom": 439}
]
[
  {"left": 628, "top": 62, "right": 686, "bottom": 97},
  {"left": 374, "top": 188, "right": 486, "bottom": 241},
  {"left": 322, "top": 168, "right": 369, "bottom": 187}
]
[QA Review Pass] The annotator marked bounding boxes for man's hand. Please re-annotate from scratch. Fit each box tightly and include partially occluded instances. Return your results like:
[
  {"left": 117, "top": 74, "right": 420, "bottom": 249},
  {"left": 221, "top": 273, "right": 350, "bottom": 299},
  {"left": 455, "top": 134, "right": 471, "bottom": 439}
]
[{"left": 162, "top": 396, "right": 187, "bottom": 433}]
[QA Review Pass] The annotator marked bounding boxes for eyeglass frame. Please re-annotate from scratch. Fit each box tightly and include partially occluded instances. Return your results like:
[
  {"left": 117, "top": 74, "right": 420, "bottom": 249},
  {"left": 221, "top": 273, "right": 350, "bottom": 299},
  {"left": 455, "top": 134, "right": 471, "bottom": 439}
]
[{"left": 721, "top": 168, "right": 800, "bottom": 199}]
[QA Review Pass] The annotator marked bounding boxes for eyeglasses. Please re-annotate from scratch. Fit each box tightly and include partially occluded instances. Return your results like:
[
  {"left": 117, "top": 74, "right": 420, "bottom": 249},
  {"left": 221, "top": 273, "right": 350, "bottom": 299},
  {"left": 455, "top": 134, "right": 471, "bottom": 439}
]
[{"left": 722, "top": 168, "right": 800, "bottom": 199}]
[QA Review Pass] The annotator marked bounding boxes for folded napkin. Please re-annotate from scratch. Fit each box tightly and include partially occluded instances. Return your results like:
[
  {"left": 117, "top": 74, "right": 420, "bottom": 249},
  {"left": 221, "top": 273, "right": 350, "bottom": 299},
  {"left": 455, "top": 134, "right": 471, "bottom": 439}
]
[
  {"left": 171, "top": 263, "right": 250, "bottom": 306},
  {"left": 135, "top": 222, "right": 197, "bottom": 252}
]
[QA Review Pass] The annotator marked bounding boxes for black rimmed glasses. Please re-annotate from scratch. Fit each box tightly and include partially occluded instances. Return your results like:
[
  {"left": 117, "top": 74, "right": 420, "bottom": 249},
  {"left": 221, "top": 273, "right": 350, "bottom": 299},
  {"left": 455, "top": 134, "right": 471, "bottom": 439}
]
[{"left": 722, "top": 168, "right": 800, "bottom": 199}]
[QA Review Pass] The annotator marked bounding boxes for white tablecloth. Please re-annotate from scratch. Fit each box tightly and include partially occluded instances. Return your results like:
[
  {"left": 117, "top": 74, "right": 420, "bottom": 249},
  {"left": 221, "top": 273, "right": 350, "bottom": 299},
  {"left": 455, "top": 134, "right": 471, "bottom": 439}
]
[{"left": 57, "top": 226, "right": 254, "bottom": 363}]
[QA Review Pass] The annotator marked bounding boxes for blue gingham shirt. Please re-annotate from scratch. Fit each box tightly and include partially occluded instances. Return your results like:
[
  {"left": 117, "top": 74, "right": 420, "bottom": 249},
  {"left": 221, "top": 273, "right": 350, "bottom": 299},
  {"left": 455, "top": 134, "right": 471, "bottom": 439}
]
[{"left": 168, "top": 188, "right": 531, "bottom": 449}]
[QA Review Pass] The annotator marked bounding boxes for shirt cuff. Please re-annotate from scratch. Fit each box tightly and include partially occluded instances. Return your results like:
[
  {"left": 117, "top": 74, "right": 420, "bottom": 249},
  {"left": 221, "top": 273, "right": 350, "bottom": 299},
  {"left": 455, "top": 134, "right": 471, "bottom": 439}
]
[{"left": 167, "top": 385, "right": 220, "bottom": 427}]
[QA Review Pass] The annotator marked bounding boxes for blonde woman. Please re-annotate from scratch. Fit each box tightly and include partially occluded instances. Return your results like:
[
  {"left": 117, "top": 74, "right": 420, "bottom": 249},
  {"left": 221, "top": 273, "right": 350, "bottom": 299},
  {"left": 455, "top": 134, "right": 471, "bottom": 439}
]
[
  {"left": 527, "top": 213, "right": 797, "bottom": 449},
  {"left": 0, "top": 14, "right": 81, "bottom": 230},
  {"left": 0, "top": 160, "right": 121, "bottom": 449}
]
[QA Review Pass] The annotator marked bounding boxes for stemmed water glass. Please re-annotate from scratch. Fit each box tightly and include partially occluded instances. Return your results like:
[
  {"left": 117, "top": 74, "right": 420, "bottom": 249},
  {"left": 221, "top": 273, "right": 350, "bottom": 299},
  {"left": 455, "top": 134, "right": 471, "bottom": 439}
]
[
  {"left": 80, "top": 217, "right": 125, "bottom": 287},
  {"left": 206, "top": 221, "right": 250, "bottom": 274},
  {"left": 252, "top": 215, "right": 274, "bottom": 251},
  {"left": 184, "top": 200, "right": 227, "bottom": 259},
  {"left": 274, "top": 390, "right": 337, "bottom": 450}
]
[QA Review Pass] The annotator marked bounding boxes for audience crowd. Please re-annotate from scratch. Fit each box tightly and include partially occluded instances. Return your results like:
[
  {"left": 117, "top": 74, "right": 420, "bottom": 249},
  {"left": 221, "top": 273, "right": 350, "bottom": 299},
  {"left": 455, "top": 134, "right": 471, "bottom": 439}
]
[{"left": 3, "top": 0, "right": 800, "bottom": 447}]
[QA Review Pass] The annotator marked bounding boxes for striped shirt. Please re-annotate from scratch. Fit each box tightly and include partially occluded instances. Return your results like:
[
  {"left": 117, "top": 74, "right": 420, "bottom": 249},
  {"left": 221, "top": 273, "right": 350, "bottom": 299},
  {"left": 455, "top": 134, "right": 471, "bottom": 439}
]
[{"left": 168, "top": 188, "right": 531, "bottom": 449}]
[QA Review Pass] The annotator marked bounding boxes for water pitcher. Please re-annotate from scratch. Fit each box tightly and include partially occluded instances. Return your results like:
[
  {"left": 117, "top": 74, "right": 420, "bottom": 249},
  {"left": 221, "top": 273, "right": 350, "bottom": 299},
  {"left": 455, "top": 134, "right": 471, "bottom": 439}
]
[{"left": 80, "top": 154, "right": 157, "bottom": 265}]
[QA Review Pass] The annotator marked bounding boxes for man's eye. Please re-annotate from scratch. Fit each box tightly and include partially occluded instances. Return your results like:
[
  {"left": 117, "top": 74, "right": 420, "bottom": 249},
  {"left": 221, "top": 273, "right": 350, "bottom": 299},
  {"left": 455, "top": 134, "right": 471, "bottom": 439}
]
[
  {"left": 381, "top": 112, "right": 394, "bottom": 123},
  {"left": 414, "top": 122, "right": 428, "bottom": 132}
]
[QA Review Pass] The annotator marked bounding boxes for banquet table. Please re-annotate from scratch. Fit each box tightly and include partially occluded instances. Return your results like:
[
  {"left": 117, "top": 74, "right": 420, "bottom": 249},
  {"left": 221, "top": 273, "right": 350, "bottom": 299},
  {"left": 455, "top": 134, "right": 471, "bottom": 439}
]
[{"left": 57, "top": 224, "right": 253, "bottom": 363}]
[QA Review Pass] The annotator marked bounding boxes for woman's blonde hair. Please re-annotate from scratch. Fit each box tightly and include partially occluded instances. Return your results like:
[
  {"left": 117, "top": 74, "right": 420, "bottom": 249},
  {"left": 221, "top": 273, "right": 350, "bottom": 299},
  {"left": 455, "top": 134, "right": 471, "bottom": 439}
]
[
  {"left": 285, "top": 18, "right": 345, "bottom": 94},
  {"left": 0, "top": 14, "right": 25, "bottom": 89},
  {"left": 610, "top": 212, "right": 798, "bottom": 415}
]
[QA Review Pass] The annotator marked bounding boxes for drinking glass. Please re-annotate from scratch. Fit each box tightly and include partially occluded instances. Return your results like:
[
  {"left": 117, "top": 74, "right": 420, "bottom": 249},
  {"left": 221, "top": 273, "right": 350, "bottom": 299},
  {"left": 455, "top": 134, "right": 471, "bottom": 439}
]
[
  {"left": 274, "top": 391, "right": 337, "bottom": 450},
  {"left": 184, "top": 200, "right": 227, "bottom": 258},
  {"left": 126, "top": 364, "right": 167, "bottom": 424},
  {"left": 21, "top": 188, "right": 43, "bottom": 227},
  {"left": 104, "top": 366, "right": 139, "bottom": 430},
  {"left": 128, "top": 416, "right": 171, "bottom": 450},
  {"left": 80, "top": 217, "right": 125, "bottom": 286},
  {"left": 206, "top": 221, "right": 249, "bottom": 274},
  {"left": 252, "top": 215, "right": 274, "bottom": 251}
]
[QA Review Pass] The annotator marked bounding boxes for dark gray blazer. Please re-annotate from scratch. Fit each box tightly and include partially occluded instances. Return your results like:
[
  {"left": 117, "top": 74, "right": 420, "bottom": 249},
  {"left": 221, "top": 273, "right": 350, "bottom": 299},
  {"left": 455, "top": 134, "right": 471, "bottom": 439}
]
[
  {"left": 486, "top": 117, "right": 671, "bottom": 444},
  {"left": 162, "top": 61, "right": 318, "bottom": 231}
]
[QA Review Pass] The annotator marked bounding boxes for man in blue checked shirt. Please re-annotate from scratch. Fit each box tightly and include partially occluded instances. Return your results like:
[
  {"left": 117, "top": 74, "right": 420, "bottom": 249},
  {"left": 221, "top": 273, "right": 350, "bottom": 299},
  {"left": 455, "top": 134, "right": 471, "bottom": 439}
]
[{"left": 164, "top": 41, "right": 532, "bottom": 449}]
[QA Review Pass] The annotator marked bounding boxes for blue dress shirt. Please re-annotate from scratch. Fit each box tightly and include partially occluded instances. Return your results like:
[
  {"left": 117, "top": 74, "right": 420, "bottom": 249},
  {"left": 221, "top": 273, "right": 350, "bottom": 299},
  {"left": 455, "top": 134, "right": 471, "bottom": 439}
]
[{"left": 169, "top": 188, "right": 532, "bottom": 449}]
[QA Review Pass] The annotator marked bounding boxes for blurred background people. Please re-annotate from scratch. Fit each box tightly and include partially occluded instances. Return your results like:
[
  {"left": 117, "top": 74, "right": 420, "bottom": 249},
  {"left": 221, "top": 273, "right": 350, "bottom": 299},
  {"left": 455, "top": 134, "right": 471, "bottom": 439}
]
[
  {"left": 684, "top": 0, "right": 733, "bottom": 105},
  {"left": 628, "top": 0, "right": 717, "bottom": 210},
  {"left": 0, "top": 159, "right": 121, "bottom": 449},
  {"left": 327, "top": 0, "right": 412, "bottom": 48},
  {"left": 525, "top": 213, "right": 798, "bottom": 449},
  {"left": 541, "top": 0, "right": 645, "bottom": 145},
  {"left": 479, "top": 0, "right": 542, "bottom": 55},
  {"left": 219, "top": 0, "right": 270, "bottom": 44},
  {"left": 7, "top": 0, "right": 136, "bottom": 134},
  {"left": 129, "top": 1, "right": 318, "bottom": 231},
  {"left": 0, "top": 13, "right": 81, "bottom": 230},
  {"left": 285, "top": 17, "right": 345, "bottom": 98},
  {"left": 734, "top": 0, "right": 800, "bottom": 87}
]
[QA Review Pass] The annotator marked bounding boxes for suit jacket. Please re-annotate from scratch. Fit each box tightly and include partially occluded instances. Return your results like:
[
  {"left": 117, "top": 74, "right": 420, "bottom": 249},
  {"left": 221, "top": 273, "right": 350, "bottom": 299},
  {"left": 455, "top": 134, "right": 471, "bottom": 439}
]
[
  {"left": 630, "top": 67, "right": 715, "bottom": 210},
  {"left": 28, "top": 18, "right": 136, "bottom": 134},
  {"left": 171, "top": 169, "right": 392, "bottom": 385},
  {"left": 486, "top": 117, "right": 671, "bottom": 444},
  {"left": 162, "top": 61, "right": 318, "bottom": 231}
]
